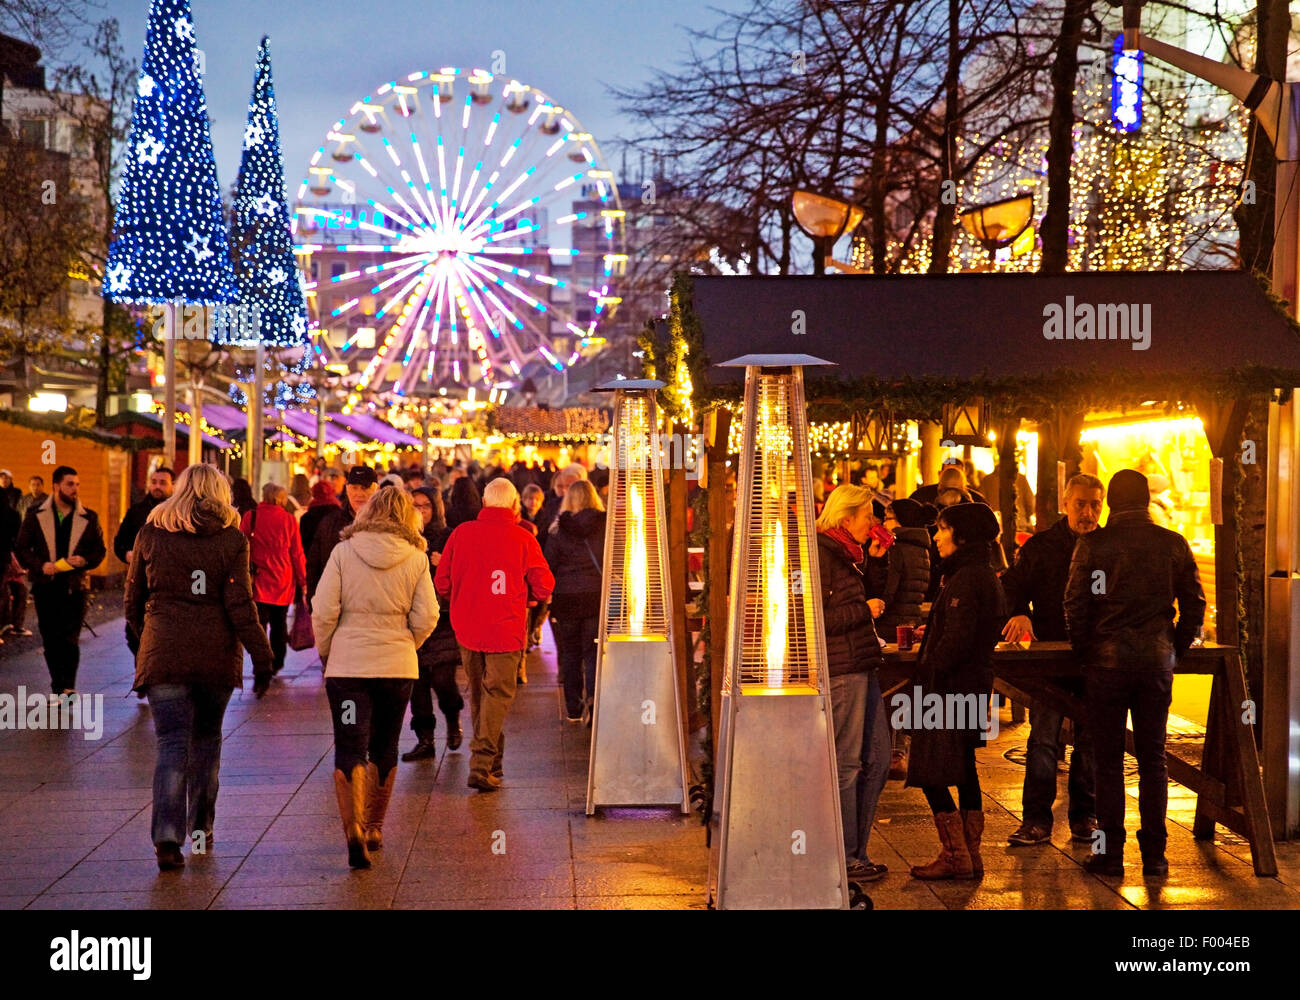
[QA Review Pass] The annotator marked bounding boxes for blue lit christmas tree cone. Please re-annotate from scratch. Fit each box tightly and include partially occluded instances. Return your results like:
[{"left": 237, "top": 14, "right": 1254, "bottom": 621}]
[
  {"left": 228, "top": 35, "right": 311, "bottom": 485},
  {"left": 586, "top": 379, "right": 690, "bottom": 814},
  {"left": 105, "top": 0, "right": 238, "bottom": 466},
  {"left": 708, "top": 355, "right": 848, "bottom": 910}
]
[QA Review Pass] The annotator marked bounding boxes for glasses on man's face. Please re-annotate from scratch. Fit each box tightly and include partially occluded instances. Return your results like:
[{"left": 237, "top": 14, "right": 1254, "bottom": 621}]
[{"left": 413, "top": 502, "right": 432, "bottom": 511}]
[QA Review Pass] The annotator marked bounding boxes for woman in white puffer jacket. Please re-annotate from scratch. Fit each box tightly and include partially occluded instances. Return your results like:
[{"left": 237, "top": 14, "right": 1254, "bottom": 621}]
[{"left": 312, "top": 485, "right": 438, "bottom": 869}]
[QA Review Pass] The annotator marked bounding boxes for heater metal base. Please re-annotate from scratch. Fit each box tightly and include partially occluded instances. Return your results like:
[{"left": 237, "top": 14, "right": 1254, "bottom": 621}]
[
  {"left": 709, "top": 688, "right": 848, "bottom": 910},
  {"left": 586, "top": 636, "right": 690, "bottom": 814}
]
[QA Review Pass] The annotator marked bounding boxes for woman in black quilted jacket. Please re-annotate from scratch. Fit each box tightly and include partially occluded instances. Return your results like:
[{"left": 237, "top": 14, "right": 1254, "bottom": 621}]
[
  {"left": 402, "top": 486, "right": 465, "bottom": 761},
  {"left": 907, "top": 502, "right": 1006, "bottom": 881},
  {"left": 875, "top": 498, "right": 934, "bottom": 636},
  {"left": 815, "top": 484, "right": 889, "bottom": 883},
  {"left": 544, "top": 481, "right": 606, "bottom": 723}
]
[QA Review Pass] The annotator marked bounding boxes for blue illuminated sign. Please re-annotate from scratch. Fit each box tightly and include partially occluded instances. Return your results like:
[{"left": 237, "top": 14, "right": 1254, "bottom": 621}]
[{"left": 1112, "top": 36, "right": 1143, "bottom": 133}]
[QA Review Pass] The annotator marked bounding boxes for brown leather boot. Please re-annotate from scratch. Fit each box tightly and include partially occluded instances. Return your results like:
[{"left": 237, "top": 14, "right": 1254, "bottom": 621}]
[
  {"left": 333, "top": 766, "right": 370, "bottom": 869},
  {"left": 961, "top": 809, "right": 985, "bottom": 877},
  {"left": 911, "top": 811, "right": 975, "bottom": 880},
  {"left": 363, "top": 762, "right": 396, "bottom": 852}
]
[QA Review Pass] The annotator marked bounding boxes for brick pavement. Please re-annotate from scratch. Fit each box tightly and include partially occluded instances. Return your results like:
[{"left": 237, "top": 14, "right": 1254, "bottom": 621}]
[{"left": 0, "top": 614, "right": 1296, "bottom": 910}]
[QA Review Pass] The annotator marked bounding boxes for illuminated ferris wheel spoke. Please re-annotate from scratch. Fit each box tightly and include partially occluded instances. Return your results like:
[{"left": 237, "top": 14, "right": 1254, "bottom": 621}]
[{"left": 295, "top": 66, "right": 623, "bottom": 395}]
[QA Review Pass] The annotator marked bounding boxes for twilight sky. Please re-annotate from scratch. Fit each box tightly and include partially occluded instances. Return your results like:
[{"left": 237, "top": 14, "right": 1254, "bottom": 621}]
[{"left": 90, "top": 0, "right": 737, "bottom": 191}]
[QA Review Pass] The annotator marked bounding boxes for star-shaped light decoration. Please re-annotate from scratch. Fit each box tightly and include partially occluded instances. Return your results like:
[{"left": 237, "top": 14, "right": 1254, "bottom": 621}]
[
  {"left": 174, "top": 16, "right": 194, "bottom": 41},
  {"left": 106, "top": 262, "right": 132, "bottom": 293},
  {"left": 266, "top": 265, "right": 288, "bottom": 285},
  {"left": 184, "top": 228, "right": 214, "bottom": 262},
  {"left": 138, "top": 74, "right": 156, "bottom": 98},
  {"left": 252, "top": 192, "right": 278, "bottom": 217},
  {"left": 291, "top": 315, "right": 307, "bottom": 338},
  {"left": 137, "top": 134, "right": 164, "bottom": 165},
  {"left": 243, "top": 121, "right": 264, "bottom": 150}
]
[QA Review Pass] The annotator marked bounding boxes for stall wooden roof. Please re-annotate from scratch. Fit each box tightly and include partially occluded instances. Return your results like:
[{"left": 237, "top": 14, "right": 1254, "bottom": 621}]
[{"left": 691, "top": 271, "right": 1300, "bottom": 384}]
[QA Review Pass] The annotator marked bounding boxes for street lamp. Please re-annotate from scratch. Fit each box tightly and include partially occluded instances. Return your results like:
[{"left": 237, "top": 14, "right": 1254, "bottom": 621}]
[
  {"left": 708, "top": 353, "right": 848, "bottom": 910},
  {"left": 792, "top": 189, "right": 864, "bottom": 275},
  {"left": 959, "top": 193, "right": 1036, "bottom": 263}
]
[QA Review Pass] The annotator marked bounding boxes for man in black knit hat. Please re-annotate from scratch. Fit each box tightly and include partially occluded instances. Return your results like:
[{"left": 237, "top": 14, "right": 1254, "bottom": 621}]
[{"left": 1064, "top": 469, "right": 1205, "bottom": 877}]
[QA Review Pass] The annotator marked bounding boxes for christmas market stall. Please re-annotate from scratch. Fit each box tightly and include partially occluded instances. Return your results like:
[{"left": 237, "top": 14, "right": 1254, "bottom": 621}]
[{"left": 658, "top": 269, "right": 1300, "bottom": 847}]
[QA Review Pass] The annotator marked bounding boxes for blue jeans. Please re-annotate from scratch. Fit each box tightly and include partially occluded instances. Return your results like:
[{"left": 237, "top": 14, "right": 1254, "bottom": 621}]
[
  {"left": 857, "top": 671, "right": 891, "bottom": 863},
  {"left": 1022, "top": 704, "right": 1095, "bottom": 830},
  {"left": 829, "top": 671, "right": 891, "bottom": 864},
  {"left": 146, "top": 683, "right": 233, "bottom": 847}
]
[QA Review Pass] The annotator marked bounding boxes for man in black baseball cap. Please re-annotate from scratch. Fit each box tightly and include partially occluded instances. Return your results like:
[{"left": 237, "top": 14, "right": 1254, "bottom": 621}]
[{"left": 307, "top": 466, "right": 378, "bottom": 600}]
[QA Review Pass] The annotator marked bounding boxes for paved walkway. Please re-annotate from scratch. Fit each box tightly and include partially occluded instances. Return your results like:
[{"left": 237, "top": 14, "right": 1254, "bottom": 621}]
[{"left": 0, "top": 614, "right": 1297, "bottom": 910}]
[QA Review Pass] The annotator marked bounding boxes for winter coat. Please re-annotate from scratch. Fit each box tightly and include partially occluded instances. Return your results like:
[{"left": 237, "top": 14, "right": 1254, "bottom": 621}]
[
  {"left": 434, "top": 506, "right": 555, "bottom": 653},
  {"left": 15, "top": 497, "right": 107, "bottom": 595},
  {"left": 240, "top": 502, "right": 307, "bottom": 606},
  {"left": 0, "top": 505, "right": 18, "bottom": 573},
  {"left": 418, "top": 525, "right": 460, "bottom": 667},
  {"left": 113, "top": 494, "right": 165, "bottom": 563},
  {"left": 544, "top": 508, "right": 606, "bottom": 619},
  {"left": 876, "top": 526, "right": 931, "bottom": 636},
  {"left": 299, "top": 502, "right": 338, "bottom": 554},
  {"left": 126, "top": 504, "right": 274, "bottom": 690},
  {"left": 816, "top": 532, "right": 884, "bottom": 677},
  {"left": 1064, "top": 508, "right": 1205, "bottom": 671},
  {"left": 534, "top": 490, "right": 564, "bottom": 541},
  {"left": 311, "top": 523, "right": 440, "bottom": 680},
  {"left": 905, "top": 543, "right": 1006, "bottom": 789},
  {"left": 998, "top": 515, "right": 1078, "bottom": 642},
  {"left": 306, "top": 499, "right": 355, "bottom": 599}
]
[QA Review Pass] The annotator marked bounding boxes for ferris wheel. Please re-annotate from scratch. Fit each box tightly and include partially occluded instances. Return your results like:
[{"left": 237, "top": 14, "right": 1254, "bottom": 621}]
[{"left": 292, "top": 67, "right": 626, "bottom": 399}]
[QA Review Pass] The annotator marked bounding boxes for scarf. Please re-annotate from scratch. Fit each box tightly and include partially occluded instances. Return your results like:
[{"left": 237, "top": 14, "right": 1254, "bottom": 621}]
[{"left": 821, "top": 525, "right": 864, "bottom": 565}]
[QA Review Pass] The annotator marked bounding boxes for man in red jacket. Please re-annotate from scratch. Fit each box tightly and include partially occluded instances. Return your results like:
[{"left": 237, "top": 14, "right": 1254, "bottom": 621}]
[{"left": 435, "top": 477, "right": 554, "bottom": 791}]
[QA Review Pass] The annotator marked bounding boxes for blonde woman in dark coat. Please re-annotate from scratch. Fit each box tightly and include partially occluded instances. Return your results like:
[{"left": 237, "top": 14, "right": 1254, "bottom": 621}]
[{"left": 126, "top": 464, "right": 274, "bottom": 872}]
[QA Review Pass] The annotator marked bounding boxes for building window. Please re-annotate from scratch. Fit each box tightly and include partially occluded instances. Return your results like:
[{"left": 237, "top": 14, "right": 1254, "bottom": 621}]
[
  {"left": 331, "top": 261, "right": 347, "bottom": 279},
  {"left": 19, "top": 119, "right": 46, "bottom": 147}
]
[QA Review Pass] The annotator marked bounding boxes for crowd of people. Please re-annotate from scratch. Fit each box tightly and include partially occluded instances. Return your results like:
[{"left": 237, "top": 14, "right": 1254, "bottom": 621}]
[
  {"left": 0, "top": 450, "right": 1205, "bottom": 885},
  {"left": 816, "top": 465, "right": 1204, "bottom": 883}
]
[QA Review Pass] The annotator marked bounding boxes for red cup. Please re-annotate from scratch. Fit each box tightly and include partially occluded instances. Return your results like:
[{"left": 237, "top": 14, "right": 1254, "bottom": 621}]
[{"left": 896, "top": 625, "right": 914, "bottom": 652}]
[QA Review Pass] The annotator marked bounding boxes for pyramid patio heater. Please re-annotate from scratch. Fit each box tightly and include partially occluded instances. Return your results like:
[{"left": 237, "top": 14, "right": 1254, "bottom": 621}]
[
  {"left": 586, "top": 378, "right": 690, "bottom": 815},
  {"left": 708, "top": 354, "right": 848, "bottom": 910}
]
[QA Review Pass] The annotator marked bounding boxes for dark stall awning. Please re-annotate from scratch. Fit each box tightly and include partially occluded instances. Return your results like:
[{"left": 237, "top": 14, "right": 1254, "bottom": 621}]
[{"left": 692, "top": 271, "right": 1300, "bottom": 382}]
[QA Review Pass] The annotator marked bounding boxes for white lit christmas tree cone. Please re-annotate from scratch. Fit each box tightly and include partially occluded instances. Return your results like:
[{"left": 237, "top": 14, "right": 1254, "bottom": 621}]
[
  {"left": 105, "top": 0, "right": 239, "bottom": 466},
  {"left": 708, "top": 354, "right": 848, "bottom": 910},
  {"left": 585, "top": 378, "right": 690, "bottom": 815}
]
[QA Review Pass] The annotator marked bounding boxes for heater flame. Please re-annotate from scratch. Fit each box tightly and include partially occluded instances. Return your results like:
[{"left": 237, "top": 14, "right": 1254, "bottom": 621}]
[
  {"left": 626, "top": 477, "right": 647, "bottom": 635},
  {"left": 764, "top": 516, "right": 787, "bottom": 685}
]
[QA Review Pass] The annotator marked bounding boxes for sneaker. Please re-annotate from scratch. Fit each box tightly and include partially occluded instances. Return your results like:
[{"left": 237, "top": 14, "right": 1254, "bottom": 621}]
[
  {"left": 845, "top": 859, "right": 870, "bottom": 880},
  {"left": 1008, "top": 822, "right": 1051, "bottom": 846},
  {"left": 847, "top": 860, "right": 888, "bottom": 882},
  {"left": 401, "top": 739, "right": 438, "bottom": 762},
  {"left": 467, "top": 771, "right": 501, "bottom": 792},
  {"left": 1083, "top": 853, "right": 1124, "bottom": 877},
  {"left": 1070, "top": 817, "right": 1099, "bottom": 843},
  {"left": 1141, "top": 857, "right": 1169, "bottom": 877}
]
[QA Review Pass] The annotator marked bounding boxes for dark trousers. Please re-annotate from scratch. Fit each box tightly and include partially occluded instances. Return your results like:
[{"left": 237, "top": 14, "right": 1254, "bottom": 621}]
[
  {"left": 922, "top": 744, "right": 982, "bottom": 814},
  {"left": 1, "top": 578, "right": 28, "bottom": 631},
  {"left": 33, "top": 586, "right": 86, "bottom": 692},
  {"left": 1022, "top": 700, "right": 1096, "bottom": 829},
  {"left": 551, "top": 609, "right": 598, "bottom": 718},
  {"left": 146, "top": 683, "right": 234, "bottom": 847},
  {"left": 1086, "top": 667, "right": 1173, "bottom": 855},
  {"left": 256, "top": 602, "right": 289, "bottom": 672},
  {"left": 409, "top": 652, "right": 464, "bottom": 739},
  {"left": 326, "top": 677, "right": 414, "bottom": 782}
]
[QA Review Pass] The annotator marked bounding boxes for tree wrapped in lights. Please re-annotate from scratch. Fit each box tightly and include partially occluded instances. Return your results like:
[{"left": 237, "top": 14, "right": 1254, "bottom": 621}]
[
  {"left": 104, "top": 0, "right": 236, "bottom": 305},
  {"left": 228, "top": 35, "right": 309, "bottom": 351}
]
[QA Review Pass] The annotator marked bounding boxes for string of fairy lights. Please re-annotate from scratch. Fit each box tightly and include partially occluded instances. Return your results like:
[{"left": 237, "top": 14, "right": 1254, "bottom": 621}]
[{"left": 850, "top": 57, "right": 1246, "bottom": 274}]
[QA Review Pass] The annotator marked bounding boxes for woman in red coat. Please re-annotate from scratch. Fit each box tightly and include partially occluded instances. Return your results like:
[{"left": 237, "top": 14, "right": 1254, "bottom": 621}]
[{"left": 240, "top": 482, "right": 307, "bottom": 677}]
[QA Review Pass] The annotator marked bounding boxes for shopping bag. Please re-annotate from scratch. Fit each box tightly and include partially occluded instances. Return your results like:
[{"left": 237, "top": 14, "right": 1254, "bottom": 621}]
[{"left": 288, "top": 591, "right": 315, "bottom": 651}]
